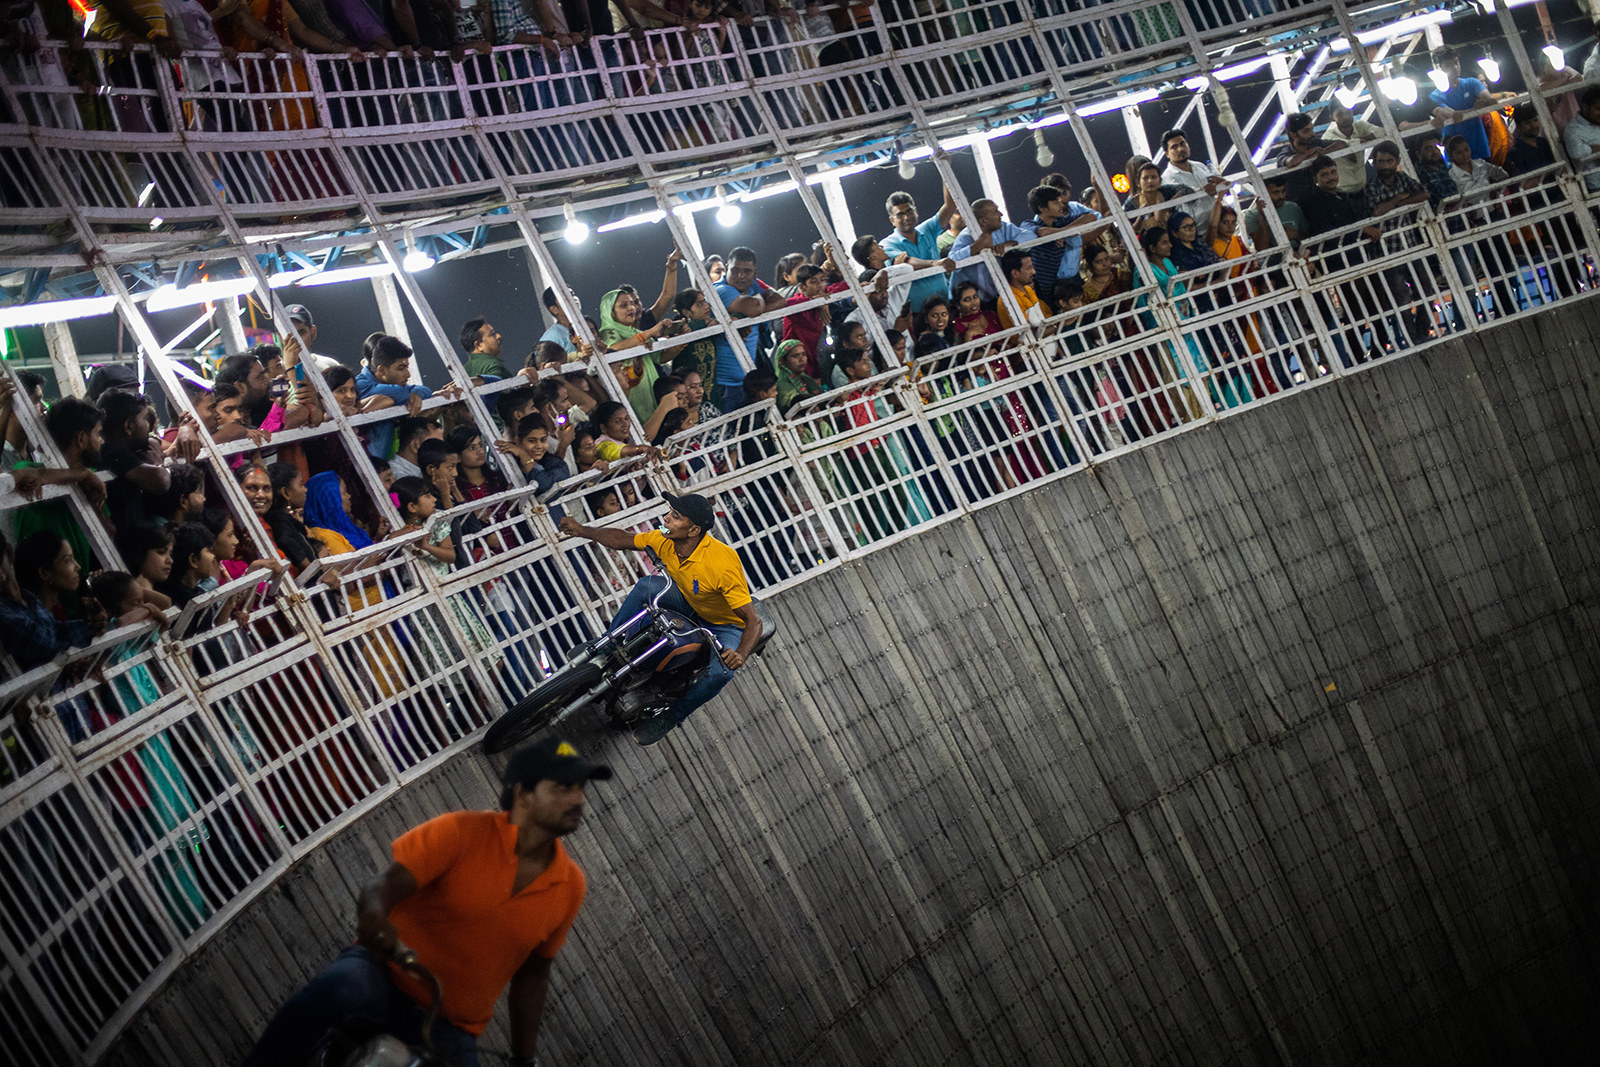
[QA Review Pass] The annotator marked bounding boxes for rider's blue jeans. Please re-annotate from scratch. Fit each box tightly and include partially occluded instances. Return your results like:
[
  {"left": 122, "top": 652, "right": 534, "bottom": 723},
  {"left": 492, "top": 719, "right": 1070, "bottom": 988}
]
[
  {"left": 611, "top": 575, "right": 744, "bottom": 735},
  {"left": 240, "top": 946, "right": 479, "bottom": 1067}
]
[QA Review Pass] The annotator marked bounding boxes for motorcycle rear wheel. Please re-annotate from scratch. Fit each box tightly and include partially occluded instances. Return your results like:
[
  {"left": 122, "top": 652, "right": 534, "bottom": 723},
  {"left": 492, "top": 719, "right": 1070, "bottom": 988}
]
[{"left": 484, "top": 661, "right": 605, "bottom": 753}]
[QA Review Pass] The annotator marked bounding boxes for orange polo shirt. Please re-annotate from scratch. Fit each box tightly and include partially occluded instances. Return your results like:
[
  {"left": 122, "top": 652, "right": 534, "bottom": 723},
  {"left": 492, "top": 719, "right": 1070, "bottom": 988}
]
[{"left": 389, "top": 811, "right": 586, "bottom": 1034}]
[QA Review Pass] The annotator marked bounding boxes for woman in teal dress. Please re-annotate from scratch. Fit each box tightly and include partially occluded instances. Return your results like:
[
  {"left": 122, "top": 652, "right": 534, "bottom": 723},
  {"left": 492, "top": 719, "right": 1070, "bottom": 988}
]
[{"left": 1137, "top": 226, "right": 1251, "bottom": 413}]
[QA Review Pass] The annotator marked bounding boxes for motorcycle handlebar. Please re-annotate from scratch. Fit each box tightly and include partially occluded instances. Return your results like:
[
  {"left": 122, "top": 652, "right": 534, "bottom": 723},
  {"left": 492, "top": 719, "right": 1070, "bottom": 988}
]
[
  {"left": 388, "top": 943, "right": 443, "bottom": 1053},
  {"left": 645, "top": 579, "right": 724, "bottom": 653}
]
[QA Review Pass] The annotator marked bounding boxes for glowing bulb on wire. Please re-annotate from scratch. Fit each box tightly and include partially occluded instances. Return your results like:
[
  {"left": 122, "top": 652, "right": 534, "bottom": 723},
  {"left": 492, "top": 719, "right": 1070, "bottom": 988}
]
[
  {"left": 1032, "top": 129, "right": 1054, "bottom": 169},
  {"left": 562, "top": 202, "right": 589, "bottom": 245},
  {"left": 898, "top": 155, "right": 916, "bottom": 179},
  {"left": 1478, "top": 55, "right": 1500, "bottom": 83},
  {"left": 1543, "top": 44, "right": 1565, "bottom": 71}
]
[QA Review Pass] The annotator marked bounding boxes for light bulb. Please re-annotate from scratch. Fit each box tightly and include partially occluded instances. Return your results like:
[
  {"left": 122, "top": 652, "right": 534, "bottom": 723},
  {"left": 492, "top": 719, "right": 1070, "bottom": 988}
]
[
  {"left": 1543, "top": 44, "right": 1565, "bottom": 71},
  {"left": 562, "top": 201, "right": 588, "bottom": 245},
  {"left": 1032, "top": 129, "right": 1053, "bottom": 169},
  {"left": 712, "top": 185, "right": 741, "bottom": 227},
  {"left": 1427, "top": 68, "right": 1449, "bottom": 92},
  {"left": 1334, "top": 85, "right": 1362, "bottom": 108},
  {"left": 897, "top": 155, "right": 916, "bottom": 179},
  {"left": 401, "top": 247, "right": 434, "bottom": 272},
  {"left": 1479, "top": 56, "right": 1500, "bottom": 83},
  {"left": 1379, "top": 76, "right": 1417, "bottom": 107}
]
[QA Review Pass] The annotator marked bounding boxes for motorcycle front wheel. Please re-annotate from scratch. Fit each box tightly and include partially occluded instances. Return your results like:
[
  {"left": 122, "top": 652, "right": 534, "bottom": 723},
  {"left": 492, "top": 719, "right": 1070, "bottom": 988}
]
[{"left": 484, "top": 661, "right": 605, "bottom": 753}]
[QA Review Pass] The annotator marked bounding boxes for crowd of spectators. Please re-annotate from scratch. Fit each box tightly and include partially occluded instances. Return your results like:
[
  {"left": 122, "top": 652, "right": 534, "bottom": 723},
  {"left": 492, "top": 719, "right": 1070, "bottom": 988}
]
[
  {"left": 0, "top": 0, "right": 890, "bottom": 150},
  {"left": 8, "top": 21, "right": 1600, "bottom": 691}
]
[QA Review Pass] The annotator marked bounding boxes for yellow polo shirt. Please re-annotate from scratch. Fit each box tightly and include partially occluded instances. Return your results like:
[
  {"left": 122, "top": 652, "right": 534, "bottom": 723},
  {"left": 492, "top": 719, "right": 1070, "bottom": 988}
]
[
  {"left": 998, "top": 284, "right": 1043, "bottom": 330},
  {"left": 634, "top": 529, "right": 750, "bottom": 629}
]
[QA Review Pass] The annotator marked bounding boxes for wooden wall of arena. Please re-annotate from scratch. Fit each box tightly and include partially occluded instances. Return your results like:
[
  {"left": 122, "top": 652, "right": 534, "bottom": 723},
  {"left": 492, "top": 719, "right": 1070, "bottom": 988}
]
[{"left": 106, "top": 300, "right": 1600, "bottom": 1066}]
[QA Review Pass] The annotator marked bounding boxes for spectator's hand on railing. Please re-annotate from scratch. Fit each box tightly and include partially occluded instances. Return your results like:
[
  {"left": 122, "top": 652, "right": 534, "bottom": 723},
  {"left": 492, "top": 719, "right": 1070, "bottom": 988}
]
[
  {"left": 77, "top": 469, "right": 107, "bottom": 508},
  {"left": 8, "top": 464, "right": 41, "bottom": 499},
  {"left": 165, "top": 412, "right": 202, "bottom": 464},
  {"left": 120, "top": 601, "right": 171, "bottom": 632},
  {"left": 404, "top": 393, "right": 426, "bottom": 417},
  {"left": 153, "top": 35, "right": 183, "bottom": 60},
  {"left": 436, "top": 383, "right": 464, "bottom": 401}
]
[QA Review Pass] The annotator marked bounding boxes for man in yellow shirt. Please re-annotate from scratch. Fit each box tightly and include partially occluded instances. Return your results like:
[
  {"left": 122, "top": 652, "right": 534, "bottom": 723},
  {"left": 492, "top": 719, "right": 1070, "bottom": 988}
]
[
  {"left": 559, "top": 492, "right": 761, "bottom": 746},
  {"left": 996, "top": 249, "right": 1045, "bottom": 329}
]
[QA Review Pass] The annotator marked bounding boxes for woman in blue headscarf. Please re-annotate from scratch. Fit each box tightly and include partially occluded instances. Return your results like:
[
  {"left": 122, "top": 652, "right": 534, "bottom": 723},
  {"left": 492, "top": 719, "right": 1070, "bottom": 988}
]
[
  {"left": 302, "top": 472, "right": 407, "bottom": 700},
  {"left": 302, "top": 471, "right": 372, "bottom": 552}
]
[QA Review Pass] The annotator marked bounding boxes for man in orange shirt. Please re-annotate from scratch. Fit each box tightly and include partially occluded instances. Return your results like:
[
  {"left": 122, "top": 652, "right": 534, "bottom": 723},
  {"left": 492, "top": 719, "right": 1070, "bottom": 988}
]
[{"left": 240, "top": 737, "right": 609, "bottom": 1067}]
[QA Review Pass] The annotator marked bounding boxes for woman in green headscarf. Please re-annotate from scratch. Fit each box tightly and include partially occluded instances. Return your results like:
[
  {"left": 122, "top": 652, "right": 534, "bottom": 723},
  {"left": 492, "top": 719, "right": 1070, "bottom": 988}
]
[
  {"left": 599, "top": 288, "right": 683, "bottom": 422},
  {"left": 774, "top": 339, "right": 825, "bottom": 414}
]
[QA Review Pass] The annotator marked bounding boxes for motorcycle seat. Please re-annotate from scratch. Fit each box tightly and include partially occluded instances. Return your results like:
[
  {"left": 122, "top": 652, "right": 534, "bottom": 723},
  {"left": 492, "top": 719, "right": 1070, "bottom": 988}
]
[{"left": 750, "top": 597, "right": 778, "bottom": 656}]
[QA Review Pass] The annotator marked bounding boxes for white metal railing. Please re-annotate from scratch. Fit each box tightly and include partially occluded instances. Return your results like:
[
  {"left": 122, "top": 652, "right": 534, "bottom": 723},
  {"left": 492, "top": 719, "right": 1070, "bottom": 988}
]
[
  {"left": 6, "top": 0, "right": 1599, "bottom": 1061},
  {"left": 6, "top": 177, "right": 1600, "bottom": 1063},
  {"left": 0, "top": 0, "right": 1340, "bottom": 223}
]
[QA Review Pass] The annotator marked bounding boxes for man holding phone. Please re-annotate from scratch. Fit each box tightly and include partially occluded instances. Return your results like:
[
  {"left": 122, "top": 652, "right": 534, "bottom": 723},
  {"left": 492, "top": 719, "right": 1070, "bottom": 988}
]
[{"left": 282, "top": 305, "right": 343, "bottom": 372}]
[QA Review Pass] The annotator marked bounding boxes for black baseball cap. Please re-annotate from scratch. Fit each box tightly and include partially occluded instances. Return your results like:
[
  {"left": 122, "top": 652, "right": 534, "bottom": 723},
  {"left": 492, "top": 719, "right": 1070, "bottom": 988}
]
[
  {"left": 662, "top": 492, "right": 715, "bottom": 532},
  {"left": 84, "top": 363, "right": 139, "bottom": 402},
  {"left": 504, "top": 736, "right": 613, "bottom": 789},
  {"left": 283, "top": 304, "right": 314, "bottom": 326}
]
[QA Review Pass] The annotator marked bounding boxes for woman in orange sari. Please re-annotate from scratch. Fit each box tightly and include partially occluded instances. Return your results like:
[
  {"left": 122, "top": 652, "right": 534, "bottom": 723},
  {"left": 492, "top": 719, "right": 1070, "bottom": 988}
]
[{"left": 1210, "top": 205, "right": 1279, "bottom": 398}]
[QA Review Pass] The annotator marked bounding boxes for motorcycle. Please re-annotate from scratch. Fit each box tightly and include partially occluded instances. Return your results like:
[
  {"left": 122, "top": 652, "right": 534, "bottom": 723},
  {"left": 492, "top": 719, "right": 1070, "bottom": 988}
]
[
  {"left": 319, "top": 946, "right": 449, "bottom": 1067},
  {"left": 484, "top": 578, "right": 778, "bottom": 753}
]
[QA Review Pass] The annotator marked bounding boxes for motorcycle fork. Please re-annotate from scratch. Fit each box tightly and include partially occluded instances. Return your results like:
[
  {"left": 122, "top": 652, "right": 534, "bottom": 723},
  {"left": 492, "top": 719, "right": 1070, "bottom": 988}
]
[{"left": 610, "top": 634, "right": 674, "bottom": 688}]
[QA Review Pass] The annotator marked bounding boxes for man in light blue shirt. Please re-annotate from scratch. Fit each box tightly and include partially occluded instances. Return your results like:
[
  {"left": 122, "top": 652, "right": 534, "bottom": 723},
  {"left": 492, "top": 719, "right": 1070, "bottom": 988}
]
[
  {"left": 539, "top": 286, "right": 576, "bottom": 355},
  {"left": 355, "top": 335, "right": 460, "bottom": 459},
  {"left": 881, "top": 186, "right": 958, "bottom": 317},
  {"left": 947, "top": 198, "right": 1028, "bottom": 304},
  {"left": 712, "top": 246, "right": 785, "bottom": 412}
]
